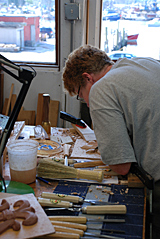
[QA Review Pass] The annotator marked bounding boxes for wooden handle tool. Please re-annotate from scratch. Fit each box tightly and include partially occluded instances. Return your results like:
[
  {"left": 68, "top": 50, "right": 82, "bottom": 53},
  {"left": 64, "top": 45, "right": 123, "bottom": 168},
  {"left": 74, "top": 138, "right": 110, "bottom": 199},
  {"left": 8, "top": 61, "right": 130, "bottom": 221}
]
[
  {"left": 37, "top": 197, "right": 73, "bottom": 208},
  {"left": 41, "top": 192, "right": 83, "bottom": 203},
  {"left": 74, "top": 160, "right": 105, "bottom": 168},
  {"left": 48, "top": 216, "right": 125, "bottom": 224},
  {"left": 82, "top": 205, "right": 127, "bottom": 214},
  {"left": 48, "top": 216, "right": 87, "bottom": 224},
  {"left": 50, "top": 220, "right": 87, "bottom": 231},
  {"left": 63, "top": 144, "right": 71, "bottom": 166},
  {"left": 46, "top": 231, "right": 80, "bottom": 238},
  {"left": 53, "top": 225, "right": 84, "bottom": 236}
]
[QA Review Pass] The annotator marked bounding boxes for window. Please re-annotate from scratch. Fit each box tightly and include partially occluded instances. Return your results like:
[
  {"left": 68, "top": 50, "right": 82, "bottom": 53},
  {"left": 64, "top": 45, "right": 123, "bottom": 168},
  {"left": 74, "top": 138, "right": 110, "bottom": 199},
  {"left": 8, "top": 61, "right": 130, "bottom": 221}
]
[
  {"left": 101, "top": 0, "right": 160, "bottom": 60},
  {"left": 0, "top": 0, "right": 58, "bottom": 66}
]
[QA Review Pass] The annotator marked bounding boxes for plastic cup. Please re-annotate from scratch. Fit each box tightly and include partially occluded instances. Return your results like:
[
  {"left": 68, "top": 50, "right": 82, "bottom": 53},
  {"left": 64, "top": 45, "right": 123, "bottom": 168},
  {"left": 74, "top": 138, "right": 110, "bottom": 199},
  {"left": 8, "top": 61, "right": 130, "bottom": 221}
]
[{"left": 7, "top": 139, "right": 39, "bottom": 184}]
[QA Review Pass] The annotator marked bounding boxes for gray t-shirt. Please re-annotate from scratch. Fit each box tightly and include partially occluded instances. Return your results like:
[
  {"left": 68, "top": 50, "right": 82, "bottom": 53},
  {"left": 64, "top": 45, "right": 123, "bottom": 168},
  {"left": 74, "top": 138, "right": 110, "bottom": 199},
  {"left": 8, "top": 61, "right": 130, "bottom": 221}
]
[{"left": 89, "top": 57, "right": 160, "bottom": 181}]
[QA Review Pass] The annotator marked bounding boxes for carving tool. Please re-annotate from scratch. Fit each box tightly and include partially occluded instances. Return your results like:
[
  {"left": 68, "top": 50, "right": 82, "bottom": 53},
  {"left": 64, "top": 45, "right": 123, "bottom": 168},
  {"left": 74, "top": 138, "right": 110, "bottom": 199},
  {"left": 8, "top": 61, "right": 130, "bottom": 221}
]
[
  {"left": 52, "top": 225, "right": 124, "bottom": 238},
  {"left": 36, "top": 177, "right": 52, "bottom": 185},
  {"left": 74, "top": 160, "right": 105, "bottom": 168},
  {"left": 50, "top": 220, "right": 125, "bottom": 234},
  {"left": 37, "top": 158, "right": 104, "bottom": 182},
  {"left": 41, "top": 192, "right": 118, "bottom": 205},
  {"left": 63, "top": 144, "right": 71, "bottom": 166},
  {"left": 60, "top": 111, "right": 86, "bottom": 128},
  {"left": 48, "top": 216, "right": 125, "bottom": 224},
  {"left": 43, "top": 203, "right": 127, "bottom": 214}
]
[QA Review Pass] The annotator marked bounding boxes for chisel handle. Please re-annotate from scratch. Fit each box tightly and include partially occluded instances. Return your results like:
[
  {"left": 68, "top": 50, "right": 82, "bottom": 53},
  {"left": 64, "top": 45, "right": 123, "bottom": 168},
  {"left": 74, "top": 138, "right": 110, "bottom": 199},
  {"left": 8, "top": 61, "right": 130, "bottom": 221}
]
[
  {"left": 74, "top": 160, "right": 105, "bottom": 168},
  {"left": 47, "top": 231, "right": 80, "bottom": 238},
  {"left": 63, "top": 144, "right": 71, "bottom": 156},
  {"left": 48, "top": 216, "right": 87, "bottom": 224},
  {"left": 76, "top": 169, "right": 104, "bottom": 182},
  {"left": 82, "top": 205, "right": 127, "bottom": 214},
  {"left": 53, "top": 225, "right": 84, "bottom": 236},
  {"left": 50, "top": 220, "right": 87, "bottom": 231},
  {"left": 41, "top": 192, "right": 83, "bottom": 203},
  {"left": 38, "top": 198, "right": 73, "bottom": 208}
]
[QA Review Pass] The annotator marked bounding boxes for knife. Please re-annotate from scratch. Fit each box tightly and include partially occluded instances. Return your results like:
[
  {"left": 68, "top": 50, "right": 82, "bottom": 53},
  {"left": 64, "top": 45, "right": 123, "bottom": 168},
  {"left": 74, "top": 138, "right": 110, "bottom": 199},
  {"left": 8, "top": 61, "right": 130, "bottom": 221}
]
[
  {"left": 60, "top": 111, "right": 86, "bottom": 128},
  {"left": 41, "top": 192, "right": 117, "bottom": 205}
]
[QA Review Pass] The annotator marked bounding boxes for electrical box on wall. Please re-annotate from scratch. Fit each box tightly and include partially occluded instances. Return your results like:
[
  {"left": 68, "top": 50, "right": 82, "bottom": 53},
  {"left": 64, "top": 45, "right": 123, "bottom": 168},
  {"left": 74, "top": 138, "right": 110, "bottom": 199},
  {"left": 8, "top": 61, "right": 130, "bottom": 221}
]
[{"left": 64, "top": 3, "right": 80, "bottom": 20}]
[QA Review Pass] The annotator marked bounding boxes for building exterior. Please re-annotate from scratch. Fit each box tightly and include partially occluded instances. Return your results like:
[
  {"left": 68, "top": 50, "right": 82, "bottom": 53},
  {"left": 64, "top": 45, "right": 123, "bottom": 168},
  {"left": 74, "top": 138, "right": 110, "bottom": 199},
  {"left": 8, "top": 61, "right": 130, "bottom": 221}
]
[{"left": 0, "top": 14, "right": 40, "bottom": 47}]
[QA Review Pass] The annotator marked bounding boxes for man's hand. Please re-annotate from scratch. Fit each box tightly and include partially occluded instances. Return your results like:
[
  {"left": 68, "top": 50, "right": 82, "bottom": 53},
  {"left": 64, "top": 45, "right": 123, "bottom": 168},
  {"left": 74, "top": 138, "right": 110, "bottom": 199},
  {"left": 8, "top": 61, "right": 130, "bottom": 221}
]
[{"left": 109, "top": 162, "right": 131, "bottom": 175}]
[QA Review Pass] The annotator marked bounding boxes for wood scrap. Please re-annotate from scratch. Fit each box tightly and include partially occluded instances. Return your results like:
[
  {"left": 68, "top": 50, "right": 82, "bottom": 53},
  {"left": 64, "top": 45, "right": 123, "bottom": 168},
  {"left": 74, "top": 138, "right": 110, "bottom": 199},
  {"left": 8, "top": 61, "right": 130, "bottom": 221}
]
[
  {"left": 2, "top": 98, "right": 9, "bottom": 115},
  {"left": 71, "top": 123, "right": 96, "bottom": 141},
  {"left": 70, "top": 139, "right": 101, "bottom": 160},
  {"left": 11, "top": 94, "right": 17, "bottom": 111}
]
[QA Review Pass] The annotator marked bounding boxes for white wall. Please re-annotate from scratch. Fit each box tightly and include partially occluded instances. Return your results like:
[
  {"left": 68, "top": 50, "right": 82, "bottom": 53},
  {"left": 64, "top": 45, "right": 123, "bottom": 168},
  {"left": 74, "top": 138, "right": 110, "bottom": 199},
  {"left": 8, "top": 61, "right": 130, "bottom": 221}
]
[{"left": 3, "top": 0, "right": 101, "bottom": 127}]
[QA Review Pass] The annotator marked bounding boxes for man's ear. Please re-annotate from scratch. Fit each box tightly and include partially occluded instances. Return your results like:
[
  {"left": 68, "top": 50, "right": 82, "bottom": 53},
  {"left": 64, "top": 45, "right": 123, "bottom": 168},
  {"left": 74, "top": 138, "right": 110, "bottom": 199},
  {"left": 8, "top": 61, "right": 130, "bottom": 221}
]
[{"left": 82, "top": 72, "right": 94, "bottom": 83}]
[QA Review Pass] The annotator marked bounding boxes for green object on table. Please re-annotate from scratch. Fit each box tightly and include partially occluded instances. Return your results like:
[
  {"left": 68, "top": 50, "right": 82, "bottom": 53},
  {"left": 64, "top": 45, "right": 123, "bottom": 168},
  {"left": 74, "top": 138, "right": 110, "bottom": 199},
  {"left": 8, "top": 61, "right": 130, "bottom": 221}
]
[{"left": 0, "top": 180, "right": 34, "bottom": 195}]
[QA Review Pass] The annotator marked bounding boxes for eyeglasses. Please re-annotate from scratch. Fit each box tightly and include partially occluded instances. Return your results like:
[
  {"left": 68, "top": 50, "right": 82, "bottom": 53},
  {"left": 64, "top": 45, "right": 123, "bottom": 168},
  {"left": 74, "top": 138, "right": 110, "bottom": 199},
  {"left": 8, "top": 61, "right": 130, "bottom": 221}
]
[
  {"left": 76, "top": 85, "right": 85, "bottom": 103},
  {"left": 76, "top": 85, "right": 81, "bottom": 100}
]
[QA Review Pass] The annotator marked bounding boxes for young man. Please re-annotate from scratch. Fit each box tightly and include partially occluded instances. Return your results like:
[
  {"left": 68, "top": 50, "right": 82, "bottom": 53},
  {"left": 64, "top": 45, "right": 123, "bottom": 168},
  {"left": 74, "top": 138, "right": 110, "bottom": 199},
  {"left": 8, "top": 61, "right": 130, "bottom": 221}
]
[{"left": 63, "top": 45, "right": 160, "bottom": 238}]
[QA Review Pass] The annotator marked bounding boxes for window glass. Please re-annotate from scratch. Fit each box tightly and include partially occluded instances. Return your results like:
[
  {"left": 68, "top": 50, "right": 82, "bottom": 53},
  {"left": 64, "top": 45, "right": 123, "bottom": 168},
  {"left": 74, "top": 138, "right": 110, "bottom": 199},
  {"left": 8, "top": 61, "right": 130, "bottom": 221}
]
[
  {"left": 0, "top": 0, "right": 56, "bottom": 65},
  {"left": 101, "top": 0, "right": 160, "bottom": 60}
]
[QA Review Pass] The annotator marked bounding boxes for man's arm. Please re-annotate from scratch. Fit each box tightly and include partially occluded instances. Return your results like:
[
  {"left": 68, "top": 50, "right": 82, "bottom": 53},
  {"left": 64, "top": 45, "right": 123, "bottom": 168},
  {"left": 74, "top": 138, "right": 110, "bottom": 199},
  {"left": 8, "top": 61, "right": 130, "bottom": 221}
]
[{"left": 109, "top": 162, "right": 131, "bottom": 175}]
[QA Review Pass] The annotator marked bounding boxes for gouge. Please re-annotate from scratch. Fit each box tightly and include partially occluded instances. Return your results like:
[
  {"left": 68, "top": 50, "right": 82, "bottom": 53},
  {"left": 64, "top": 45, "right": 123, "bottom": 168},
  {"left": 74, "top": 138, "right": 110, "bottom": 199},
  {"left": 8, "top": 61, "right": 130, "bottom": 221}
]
[
  {"left": 53, "top": 225, "right": 124, "bottom": 238},
  {"left": 41, "top": 192, "right": 118, "bottom": 205},
  {"left": 45, "top": 204, "right": 127, "bottom": 214},
  {"left": 48, "top": 216, "right": 125, "bottom": 224},
  {"left": 50, "top": 220, "right": 125, "bottom": 234}
]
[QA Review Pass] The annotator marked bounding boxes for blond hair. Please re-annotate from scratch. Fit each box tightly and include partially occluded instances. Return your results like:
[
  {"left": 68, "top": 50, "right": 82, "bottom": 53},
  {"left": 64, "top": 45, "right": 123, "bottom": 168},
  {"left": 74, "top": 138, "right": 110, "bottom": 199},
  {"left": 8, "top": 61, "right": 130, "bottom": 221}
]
[{"left": 62, "top": 45, "right": 114, "bottom": 96}]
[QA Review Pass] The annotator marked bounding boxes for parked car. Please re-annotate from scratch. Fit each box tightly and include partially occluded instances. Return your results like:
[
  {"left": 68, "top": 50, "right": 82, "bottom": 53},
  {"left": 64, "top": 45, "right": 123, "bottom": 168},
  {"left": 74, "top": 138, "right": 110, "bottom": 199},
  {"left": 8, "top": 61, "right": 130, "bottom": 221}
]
[
  {"left": 108, "top": 51, "right": 136, "bottom": 61},
  {"left": 40, "top": 27, "right": 54, "bottom": 38}
]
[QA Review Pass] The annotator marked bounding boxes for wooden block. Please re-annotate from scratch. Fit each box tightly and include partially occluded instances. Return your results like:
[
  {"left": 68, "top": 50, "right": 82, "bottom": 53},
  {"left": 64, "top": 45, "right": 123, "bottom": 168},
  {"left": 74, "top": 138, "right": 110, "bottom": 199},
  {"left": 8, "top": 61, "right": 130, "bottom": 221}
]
[
  {"left": 17, "top": 110, "right": 35, "bottom": 125},
  {"left": 36, "top": 93, "right": 44, "bottom": 125},
  {"left": 49, "top": 100, "right": 59, "bottom": 127},
  {"left": 2, "top": 98, "right": 9, "bottom": 115},
  {"left": 128, "top": 173, "right": 144, "bottom": 188}
]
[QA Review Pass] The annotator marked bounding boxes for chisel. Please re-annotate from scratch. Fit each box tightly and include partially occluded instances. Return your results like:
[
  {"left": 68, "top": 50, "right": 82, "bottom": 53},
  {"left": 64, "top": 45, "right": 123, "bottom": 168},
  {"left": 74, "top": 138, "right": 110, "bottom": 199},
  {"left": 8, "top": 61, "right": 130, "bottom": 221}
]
[
  {"left": 44, "top": 203, "right": 127, "bottom": 214},
  {"left": 48, "top": 216, "right": 125, "bottom": 224},
  {"left": 50, "top": 220, "right": 125, "bottom": 234},
  {"left": 41, "top": 192, "right": 117, "bottom": 205},
  {"left": 52, "top": 225, "right": 124, "bottom": 239}
]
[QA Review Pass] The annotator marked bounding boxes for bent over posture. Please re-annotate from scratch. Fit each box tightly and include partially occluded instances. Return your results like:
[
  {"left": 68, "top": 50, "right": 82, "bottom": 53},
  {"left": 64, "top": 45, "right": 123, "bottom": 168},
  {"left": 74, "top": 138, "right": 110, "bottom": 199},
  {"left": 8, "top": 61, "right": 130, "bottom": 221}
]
[{"left": 62, "top": 45, "right": 160, "bottom": 238}]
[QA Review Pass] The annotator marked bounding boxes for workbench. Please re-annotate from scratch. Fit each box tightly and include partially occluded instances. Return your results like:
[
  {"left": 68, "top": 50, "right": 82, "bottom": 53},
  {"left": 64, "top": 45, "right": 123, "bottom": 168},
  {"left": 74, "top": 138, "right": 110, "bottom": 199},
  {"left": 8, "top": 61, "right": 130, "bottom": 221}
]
[{"left": 1, "top": 126, "right": 147, "bottom": 239}]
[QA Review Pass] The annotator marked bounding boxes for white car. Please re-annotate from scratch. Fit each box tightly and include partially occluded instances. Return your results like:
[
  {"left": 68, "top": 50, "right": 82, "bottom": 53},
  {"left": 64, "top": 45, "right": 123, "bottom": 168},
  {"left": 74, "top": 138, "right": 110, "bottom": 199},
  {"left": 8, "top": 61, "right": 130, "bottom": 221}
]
[{"left": 108, "top": 51, "right": 136, "bottom": 61}]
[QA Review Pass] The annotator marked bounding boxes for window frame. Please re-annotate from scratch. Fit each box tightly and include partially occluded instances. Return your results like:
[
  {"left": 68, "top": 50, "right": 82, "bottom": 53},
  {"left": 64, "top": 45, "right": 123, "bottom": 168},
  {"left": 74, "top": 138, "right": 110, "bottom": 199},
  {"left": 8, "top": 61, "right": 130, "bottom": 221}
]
[{"left": 8, "top": 0, "right": 60, "bottom": 69}]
